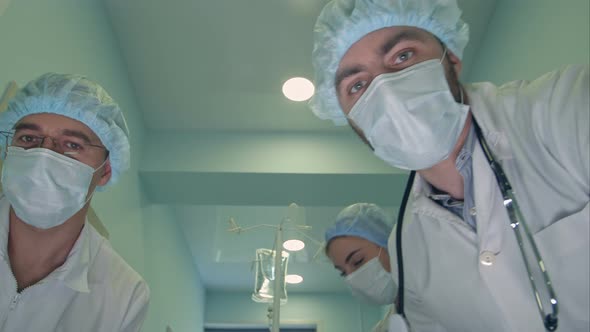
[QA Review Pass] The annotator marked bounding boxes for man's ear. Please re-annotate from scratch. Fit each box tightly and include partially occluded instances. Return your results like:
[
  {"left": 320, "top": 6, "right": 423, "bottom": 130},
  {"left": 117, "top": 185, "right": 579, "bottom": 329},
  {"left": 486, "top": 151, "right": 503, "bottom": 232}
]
[
  {"left": 446, "top": 50, "right": 463, "bottom": 76},
  {"left": 98, "top": 160, "right": 112, "bottom": 186}
]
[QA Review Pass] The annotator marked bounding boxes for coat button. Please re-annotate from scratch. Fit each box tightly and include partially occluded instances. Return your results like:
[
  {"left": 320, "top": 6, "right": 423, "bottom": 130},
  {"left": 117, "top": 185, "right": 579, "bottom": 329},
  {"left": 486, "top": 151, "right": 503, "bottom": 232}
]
[
  {"left": 480, "top": 251, "right": 496, "bottom": 266},
  {"left": 469, "top": 207, "right": 477, "bottom": 216}
]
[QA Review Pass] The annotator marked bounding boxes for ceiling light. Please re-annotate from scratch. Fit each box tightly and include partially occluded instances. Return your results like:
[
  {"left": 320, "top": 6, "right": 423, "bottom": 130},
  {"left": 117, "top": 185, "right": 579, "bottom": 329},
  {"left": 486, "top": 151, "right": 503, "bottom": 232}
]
[
  {"left": 282, "top": 77, "right": 314, "bottom": 101},
  {"left": 285, "top": 274, "right": 303, "bottom": 284},
  {"left": 283, "top": 239, "right": 305, "bottom": 251}
]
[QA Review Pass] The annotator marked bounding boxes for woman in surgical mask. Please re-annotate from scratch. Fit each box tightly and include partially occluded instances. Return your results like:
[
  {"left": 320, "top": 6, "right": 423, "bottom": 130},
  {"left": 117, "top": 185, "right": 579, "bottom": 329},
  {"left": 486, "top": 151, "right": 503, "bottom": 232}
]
[{"left": 325, "top": 203, "right": 404, "bottom": 332}]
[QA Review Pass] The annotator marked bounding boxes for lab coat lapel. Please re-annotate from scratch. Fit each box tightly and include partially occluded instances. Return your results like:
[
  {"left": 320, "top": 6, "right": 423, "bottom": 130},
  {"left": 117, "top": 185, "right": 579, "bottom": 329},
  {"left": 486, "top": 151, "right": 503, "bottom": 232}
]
[
  {"left": 472, "top": 140, "right": 505, "bottom": 258},
  {"left": 471, "top": 124, "right": 545, "bottom": 331}
]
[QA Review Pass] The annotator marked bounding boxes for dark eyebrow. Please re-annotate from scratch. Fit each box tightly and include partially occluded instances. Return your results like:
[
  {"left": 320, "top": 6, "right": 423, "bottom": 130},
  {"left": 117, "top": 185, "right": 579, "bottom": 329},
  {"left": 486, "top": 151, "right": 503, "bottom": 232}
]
[
  {"left": 344, "top": 248, "right": 362, "bottom": 265},
  {"left": 380, "top": 29, "right": 426, "bottom": 56},
  {"left": 13, "top": 123, "right": 41, "bottom": 132},
  {"left": 61, "top": 129, "right": 92, "bottom": 144},
  {"left": 334, "top": 30, "right": 426, "bottom": 93},
  {"left": 333, "top": 248, "right": 363, "bottom": 273},
  {"left": 13, "top": 123, "right": 97, "bottom": 145},
  {"left": 335, "top": 65, "right": 366, "bottom": 94}
]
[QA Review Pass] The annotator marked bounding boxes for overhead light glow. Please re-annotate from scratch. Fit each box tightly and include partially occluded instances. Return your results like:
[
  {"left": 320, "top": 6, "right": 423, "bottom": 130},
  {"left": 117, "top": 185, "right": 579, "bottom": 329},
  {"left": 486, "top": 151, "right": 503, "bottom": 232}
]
[
  {"left": 282, "top": 77, "right": 315, "bottom": 102},
  {"left": 286, "top": 274, "right": 303, "bottom": 284},
  {"left": 283, "top": 239, "right": 305, "bottom": 251}
]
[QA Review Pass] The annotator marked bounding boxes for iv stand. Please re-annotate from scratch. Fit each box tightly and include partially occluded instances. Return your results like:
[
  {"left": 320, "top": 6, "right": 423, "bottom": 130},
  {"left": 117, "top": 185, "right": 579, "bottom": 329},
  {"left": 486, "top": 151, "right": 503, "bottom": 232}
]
[
  {"left": 270, "top": 223, "right": 283, "bottom": 332},
  {"left": 228, "top": 209, "right": 315, "bottom": 332}
]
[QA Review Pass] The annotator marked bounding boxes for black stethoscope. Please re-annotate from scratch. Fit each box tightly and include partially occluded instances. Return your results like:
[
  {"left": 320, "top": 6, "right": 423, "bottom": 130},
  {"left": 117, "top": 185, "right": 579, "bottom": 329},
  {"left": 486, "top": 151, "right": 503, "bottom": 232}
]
[{"left": 394, "top": 117, "right": 559, "bottom": 331}]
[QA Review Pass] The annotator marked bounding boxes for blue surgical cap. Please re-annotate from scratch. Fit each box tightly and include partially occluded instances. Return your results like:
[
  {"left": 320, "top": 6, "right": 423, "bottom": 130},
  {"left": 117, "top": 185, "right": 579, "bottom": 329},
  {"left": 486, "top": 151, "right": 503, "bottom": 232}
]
[
  {"left": 309, "top": 0, "right": 470, "bottom": 125},
  {"left": 0, "top": 73, "right": 130, "bottom": 187},
  {"left": 325, "top": 203, "right": 393, "bottom": 248}
]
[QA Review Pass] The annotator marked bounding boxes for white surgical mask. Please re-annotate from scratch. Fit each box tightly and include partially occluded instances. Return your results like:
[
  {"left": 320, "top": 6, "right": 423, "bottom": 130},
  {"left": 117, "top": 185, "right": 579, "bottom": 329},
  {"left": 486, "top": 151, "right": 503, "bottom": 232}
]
[
  {"left": 345, "top": 248, "right": 396, "bottom": 305},
  {"left": 348, "top": 55, "right": 469, "bottom": 170},
  {"left": 1, "top": 147, "right": 102, "bottom": 229}
]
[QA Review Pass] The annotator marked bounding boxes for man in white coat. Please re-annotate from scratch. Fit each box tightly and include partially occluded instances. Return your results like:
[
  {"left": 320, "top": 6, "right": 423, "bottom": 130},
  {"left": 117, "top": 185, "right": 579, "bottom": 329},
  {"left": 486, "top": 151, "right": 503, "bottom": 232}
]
[
  {"left": 309, "top": 0, "right": 589, "bottom": 331},
  {"left": 0, "top": 73, "right": 149, "bottom": 331}
]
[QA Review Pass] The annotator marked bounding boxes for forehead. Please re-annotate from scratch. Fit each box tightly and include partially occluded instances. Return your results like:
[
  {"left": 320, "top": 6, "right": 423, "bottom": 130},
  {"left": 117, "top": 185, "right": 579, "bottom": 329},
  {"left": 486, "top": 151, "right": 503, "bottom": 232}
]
[
  {"left": 327, "top": 236, "right": 374, "bottom": 261},
  {"left": 338, "top": 26, "right": 439, "bottom": 68},
  {"left": 15, "top": 113, "right": 101, "bottom": 141}
]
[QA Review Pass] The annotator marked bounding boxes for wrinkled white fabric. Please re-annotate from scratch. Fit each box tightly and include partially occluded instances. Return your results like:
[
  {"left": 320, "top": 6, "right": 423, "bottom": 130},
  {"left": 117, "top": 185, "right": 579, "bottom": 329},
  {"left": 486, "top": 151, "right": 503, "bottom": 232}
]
[
  {"left": 387, "top": 65, "right": 589, "bottom": 332},
  {"left": 0, "top": 196, "right": 150, "bottom": 332},
  {"left": 348, "top": 59, "right": 469, "bottom": 170},
  {"left": 2, "top": 147, "right": 97, "bottom": 229}
]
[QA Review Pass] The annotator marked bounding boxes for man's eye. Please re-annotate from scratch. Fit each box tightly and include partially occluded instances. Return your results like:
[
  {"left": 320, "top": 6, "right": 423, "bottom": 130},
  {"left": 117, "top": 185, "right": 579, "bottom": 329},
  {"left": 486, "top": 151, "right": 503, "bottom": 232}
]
[
  {"left": 394, "top": 50, "right": 414, "bottom": 65},
  {"left": 19, "top": 135, "right": 38, "bottom": 144},
  {"left": 349, "top": 80, "right": 367, "bottom": 94},
  {"left": 64, "top": 141, "right": 83, "bottom": 151}
]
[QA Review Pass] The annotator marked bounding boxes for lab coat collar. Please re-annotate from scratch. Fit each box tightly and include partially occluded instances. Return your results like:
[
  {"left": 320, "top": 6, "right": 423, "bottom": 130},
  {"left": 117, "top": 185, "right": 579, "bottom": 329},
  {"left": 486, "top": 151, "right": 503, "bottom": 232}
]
[
  {"left": 465, "top": 83, "right": 514, "bottom": 161},
  {"left": 0, "top": 195, "right": 92, "bottom": 293},
  {"left": 53, "top": 222, "right": 91, "bottom": 293},
  {"left": 410, "top": 83, "right": 515, "bottom": 252},
  {"left": 411, "top": 175, "right": 470, "bottom": 227}
]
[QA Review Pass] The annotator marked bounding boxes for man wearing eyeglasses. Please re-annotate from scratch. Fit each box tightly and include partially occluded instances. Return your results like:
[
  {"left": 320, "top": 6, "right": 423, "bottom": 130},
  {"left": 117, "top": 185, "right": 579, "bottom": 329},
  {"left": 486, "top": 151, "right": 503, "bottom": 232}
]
[
  {"left": 0, "top": 73, "right": 149, "bottom": 331},
  {"left": 309, "top": 0, "right": 589, "bottom": 331}
]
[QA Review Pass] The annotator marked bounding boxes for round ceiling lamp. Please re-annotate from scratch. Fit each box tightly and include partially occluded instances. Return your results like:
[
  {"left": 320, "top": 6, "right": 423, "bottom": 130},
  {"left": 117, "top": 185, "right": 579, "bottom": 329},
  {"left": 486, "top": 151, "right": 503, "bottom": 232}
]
[
  {"left": 283, "top": 239, "right": 305, "bottom": 252},
  {"left": 282, "top": 77, "right": 315, "bottom": 101},
  {"left": 285, "top": 274, "right": 304, "bottom": 284}
]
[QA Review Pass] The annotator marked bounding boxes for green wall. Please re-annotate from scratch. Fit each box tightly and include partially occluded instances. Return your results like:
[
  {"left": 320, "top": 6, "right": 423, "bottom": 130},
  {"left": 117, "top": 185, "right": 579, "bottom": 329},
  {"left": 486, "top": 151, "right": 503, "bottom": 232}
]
[
  {"left": 143, "top": 205, "right": 206, "bottom": 332},
  {"left": 205, "top": 291, "right": 384, "bottom": 332},
  {"left": 468, "top": 0, "right": 589, "bottom": 84}
]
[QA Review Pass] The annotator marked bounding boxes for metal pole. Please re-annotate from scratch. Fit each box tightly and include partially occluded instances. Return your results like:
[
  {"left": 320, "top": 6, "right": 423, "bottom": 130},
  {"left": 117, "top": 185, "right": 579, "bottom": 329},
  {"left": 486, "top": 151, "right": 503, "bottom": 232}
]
[{"left": 271, "top": 224, "right": 282, "bottom": 332}]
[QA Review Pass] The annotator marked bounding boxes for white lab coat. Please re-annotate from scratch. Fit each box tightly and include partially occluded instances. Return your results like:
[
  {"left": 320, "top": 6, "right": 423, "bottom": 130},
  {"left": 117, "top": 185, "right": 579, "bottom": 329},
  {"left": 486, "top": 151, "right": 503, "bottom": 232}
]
[
  {"left": 0, "top": 196, "right": 150, "bottom": 331},
  {"left": 373, "top": 306, "right": 411, "bottom": 332},
  {"left": 387, "top": 65, "right": 589, "bottom": 332}
]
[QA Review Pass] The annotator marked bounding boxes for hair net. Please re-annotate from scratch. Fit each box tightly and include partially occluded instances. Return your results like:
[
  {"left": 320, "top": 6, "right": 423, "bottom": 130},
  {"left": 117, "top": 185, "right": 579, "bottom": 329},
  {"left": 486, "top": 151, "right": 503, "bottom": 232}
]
[
  {"left": 309, "top": 0, "right": 470, "bottom": 125},
  {"left": 325, "top": 203, "right": 393, "bottom": 248},
  {"left": 0, "top": 73, "right": 130, "bottom": 187}
]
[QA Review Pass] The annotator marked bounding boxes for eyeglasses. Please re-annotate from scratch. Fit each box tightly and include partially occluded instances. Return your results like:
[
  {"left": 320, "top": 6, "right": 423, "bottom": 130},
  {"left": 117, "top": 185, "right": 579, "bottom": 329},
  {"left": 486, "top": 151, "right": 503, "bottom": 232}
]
[{"left": 0, "top": 130, "right": 107, "bottom": 158}]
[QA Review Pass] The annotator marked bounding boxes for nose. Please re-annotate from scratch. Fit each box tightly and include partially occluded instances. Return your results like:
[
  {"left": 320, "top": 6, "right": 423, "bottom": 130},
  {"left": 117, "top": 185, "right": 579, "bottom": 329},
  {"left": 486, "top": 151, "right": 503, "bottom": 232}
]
[
  {"left": 342, "top": 265, "right": 358, "bottom": 277},
  {"left": 39, "top": 136, "right": 60, "bottom": 152}
]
